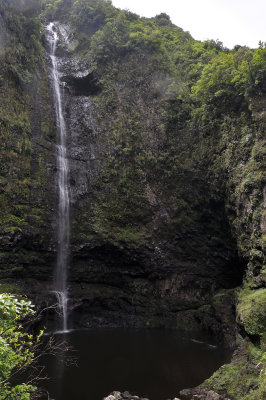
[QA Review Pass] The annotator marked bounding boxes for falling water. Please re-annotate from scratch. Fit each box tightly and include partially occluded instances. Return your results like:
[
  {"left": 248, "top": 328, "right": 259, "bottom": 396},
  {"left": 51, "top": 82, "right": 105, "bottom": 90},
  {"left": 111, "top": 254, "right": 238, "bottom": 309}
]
[{"left": 46, "top": 22, "right": 70, "bottom": 332}]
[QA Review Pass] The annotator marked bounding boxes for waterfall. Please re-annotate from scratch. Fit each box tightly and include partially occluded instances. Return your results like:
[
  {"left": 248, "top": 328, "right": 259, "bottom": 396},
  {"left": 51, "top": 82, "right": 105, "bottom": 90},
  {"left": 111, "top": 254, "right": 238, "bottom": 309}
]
[{"left": 46, "top": 22, "right": 70, "bottom": 332}]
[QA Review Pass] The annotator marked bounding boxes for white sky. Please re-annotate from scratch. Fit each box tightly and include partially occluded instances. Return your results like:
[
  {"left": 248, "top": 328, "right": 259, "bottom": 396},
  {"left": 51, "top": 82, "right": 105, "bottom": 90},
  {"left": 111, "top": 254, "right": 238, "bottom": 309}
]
[{"left": 112, "top": 0, "right": 266, "bottom": 49}]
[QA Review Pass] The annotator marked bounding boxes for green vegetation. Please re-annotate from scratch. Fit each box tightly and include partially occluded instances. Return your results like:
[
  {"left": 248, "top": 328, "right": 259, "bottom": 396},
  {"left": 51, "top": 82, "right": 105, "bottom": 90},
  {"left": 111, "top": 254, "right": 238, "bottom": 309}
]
[
  {"left": 0, "top": 0, "right": 56, "bottom": 272},
  {"left": 0, "top": 281, "right": 22, "bottom": 294},
  {"left": 0, "top": 0, "right": 265, "bottom": 399},
  {"left": 203, "top": 341, "right": 266, "bottom": 400},
  {"left": 0, "top": 293, "right": 41, "bottom": 400},
  {"left": 237, "top": 288, "right": 266, "bottom": 338},
  {"left": 48, "top": 3, "right": 265, "bottom": 399}
]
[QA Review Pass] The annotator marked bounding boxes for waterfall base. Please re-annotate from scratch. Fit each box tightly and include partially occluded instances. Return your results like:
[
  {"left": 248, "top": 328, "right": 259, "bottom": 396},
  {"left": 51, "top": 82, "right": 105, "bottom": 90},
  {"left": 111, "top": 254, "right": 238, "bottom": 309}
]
[
  {"left": 41, "top": 328, "right": 231, "bottom": 400},
  {"left": 52, "top": 290, "right": 69, "bottom": 333}
]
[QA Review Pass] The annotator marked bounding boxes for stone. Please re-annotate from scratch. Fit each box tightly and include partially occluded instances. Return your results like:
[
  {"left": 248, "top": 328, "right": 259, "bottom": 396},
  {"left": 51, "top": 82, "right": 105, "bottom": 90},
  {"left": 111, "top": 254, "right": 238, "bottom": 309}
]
[
  {"left": 103, "top": 392, "right": 146, "bottom": 400},
  {"left": 103, "top": 392, "right": 122, "bottom": 400},
  {"left": 206, "top": 391, "right": 224, "bottom": 400}
]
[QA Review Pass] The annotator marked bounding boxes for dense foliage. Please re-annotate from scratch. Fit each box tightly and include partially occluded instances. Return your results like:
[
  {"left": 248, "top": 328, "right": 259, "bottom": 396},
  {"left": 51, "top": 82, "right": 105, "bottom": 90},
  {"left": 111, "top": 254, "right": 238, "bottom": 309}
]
[
  {"left": 0, "top": 0, "right": 42, "bottom": 85},
  {"left": 0, "top": 0, "right": 55, "bottom": 279},
  {"left": 43, "top": 0, "right": 265, "bottom": 260},
  {"left": 41, "top": 3, "right": 266, "bottom": 399},
  {"left": 0, "top": 1, "right": 265, "bottom": 399},
  {"left": 0, "top": 293, "right": 41, "bottom": 400}
]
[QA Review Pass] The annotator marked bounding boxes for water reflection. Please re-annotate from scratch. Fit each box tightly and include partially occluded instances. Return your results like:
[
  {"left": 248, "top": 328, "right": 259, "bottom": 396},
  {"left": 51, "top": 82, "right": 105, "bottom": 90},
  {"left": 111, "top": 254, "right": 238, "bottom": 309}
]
[{"left": 42, "top": 329, "right": 231, "bottom": 400}]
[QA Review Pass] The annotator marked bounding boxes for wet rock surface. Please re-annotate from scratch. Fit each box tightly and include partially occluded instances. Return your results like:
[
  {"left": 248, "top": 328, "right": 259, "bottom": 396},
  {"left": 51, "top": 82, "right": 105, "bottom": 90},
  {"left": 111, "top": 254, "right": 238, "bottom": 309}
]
[
  {"left": 179, "top": 388, "right": 231, "bottom": 400},
  {"left": 1, "top": 21, "right": 243, "bottom": 342},
  {"left": 103, "top": 392, "right": 149, "bottom": 400},
  {"left": 36, "top": 23, "right": 245, "bottom": 339},
  {"left": 0, "top": 17, "right": 248, "bottom": 349},
  {"left": 103, "top": 390, "right": 231, "bottom": 400},
  {"left": 103, "top": 391, "right": 178, "bottom": 400}
]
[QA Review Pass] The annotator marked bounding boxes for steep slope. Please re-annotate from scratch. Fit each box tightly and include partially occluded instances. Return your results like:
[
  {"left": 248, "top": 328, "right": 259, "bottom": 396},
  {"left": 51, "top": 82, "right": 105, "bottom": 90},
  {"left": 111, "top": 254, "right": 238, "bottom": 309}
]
[
  {"left": 0, "top": 0, "right": 57, "bottom": 281},
  {"left": 0, "top": 1, "right": 265, "bottom": 399}
]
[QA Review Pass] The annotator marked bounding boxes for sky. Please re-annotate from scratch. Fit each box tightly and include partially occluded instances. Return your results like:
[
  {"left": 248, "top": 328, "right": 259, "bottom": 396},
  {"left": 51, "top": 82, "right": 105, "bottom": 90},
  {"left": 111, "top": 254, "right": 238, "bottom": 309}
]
[{"left": 112, "top": 0, "right": 266, "bottom": 49}]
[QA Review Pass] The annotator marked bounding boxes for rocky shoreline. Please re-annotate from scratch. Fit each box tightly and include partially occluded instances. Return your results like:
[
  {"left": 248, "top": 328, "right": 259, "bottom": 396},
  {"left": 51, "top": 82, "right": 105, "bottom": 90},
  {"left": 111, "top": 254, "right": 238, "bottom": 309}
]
[{"left": 103, "top": 389, "right": 231, "bottom": 400}]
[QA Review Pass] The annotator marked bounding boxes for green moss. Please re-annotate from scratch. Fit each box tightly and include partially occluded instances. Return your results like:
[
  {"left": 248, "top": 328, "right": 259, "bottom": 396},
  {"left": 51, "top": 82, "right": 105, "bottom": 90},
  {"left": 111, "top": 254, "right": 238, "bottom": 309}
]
[
  {"left": 237, "top": 288, "right": 266, "bottom": 338},
  {"left": 0, "top": 281, "right": 22, "bottom": 294},
  {"left": 213, "top": 288, "right": 237, "bottom": 304},
  {"left": 203, "top": 342, "right": 265, "bottom": 400}
]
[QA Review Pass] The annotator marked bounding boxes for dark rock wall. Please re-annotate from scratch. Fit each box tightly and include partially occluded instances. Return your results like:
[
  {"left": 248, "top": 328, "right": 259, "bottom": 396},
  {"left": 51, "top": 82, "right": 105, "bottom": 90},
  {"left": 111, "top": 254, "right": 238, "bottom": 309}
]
[
  {"left": 0, "top": 2, "right": 265, "bottom": 399},
  {"left": 0, "top": 1, "right": 264, "bottom": 349},
  {"left": 0, "top": 0, "right": 57, "bottom": 284},
  {"left": 42, "top": 22, "right": 245, "bottom": 337}
]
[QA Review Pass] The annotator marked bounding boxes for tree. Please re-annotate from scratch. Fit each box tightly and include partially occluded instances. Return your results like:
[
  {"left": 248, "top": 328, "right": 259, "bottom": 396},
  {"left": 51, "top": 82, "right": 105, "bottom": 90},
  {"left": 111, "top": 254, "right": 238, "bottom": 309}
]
[
  {"left": 0, "top": 293, "right": 76, "bottom": 400},
  {"left": 154, "top": 13, "right": 172, "bottom": 27},
  {"left": 0, "top": 293, "right": 38, "bottom": 399}
]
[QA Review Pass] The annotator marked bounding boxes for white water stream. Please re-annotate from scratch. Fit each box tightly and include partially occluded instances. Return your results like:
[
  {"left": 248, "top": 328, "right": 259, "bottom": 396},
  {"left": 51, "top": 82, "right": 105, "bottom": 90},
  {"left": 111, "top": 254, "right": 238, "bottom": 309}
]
[{"left": 46, "top": 22, "right": 70, "bottom": 332}]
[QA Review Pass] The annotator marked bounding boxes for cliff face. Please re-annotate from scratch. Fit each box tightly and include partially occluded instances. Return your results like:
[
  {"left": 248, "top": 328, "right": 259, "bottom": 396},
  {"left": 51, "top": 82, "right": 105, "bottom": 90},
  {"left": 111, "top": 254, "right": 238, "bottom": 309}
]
[
  {"left": 0, "top": 1, "right": 265, "bottom": 399},
  {"left": 44, "top": 21, "right": 244, "bottom": 338},
  {"left": 0, "top": 0, "right": 57, "bottom": 283}
]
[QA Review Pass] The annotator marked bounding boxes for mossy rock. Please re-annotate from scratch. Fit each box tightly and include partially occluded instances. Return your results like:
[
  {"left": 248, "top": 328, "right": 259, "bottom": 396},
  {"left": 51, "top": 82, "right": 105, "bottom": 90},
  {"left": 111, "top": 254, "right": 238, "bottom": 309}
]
[
  {"left": 0, "top": 280, "right": 22, "bottom": 294},
  {"left": 237, "top": 288, "right": 266, "bottom": 338},
  {"left": 202, "top": 342, "right": 266, "bottom": 400}
]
